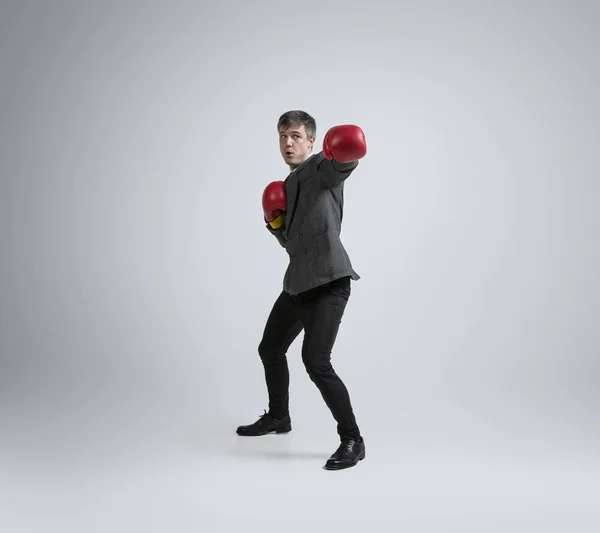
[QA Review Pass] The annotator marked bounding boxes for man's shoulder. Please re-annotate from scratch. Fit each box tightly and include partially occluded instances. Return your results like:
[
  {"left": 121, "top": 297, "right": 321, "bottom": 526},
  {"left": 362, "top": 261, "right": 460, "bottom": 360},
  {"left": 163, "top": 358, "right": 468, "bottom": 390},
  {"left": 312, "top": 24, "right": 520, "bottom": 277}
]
[
  {"left": 302, "top": 151, "right": 324, "bottom": 168},
  {"left": 301, "top": 151, "right": 324, "bottom": 173},
  {"left": 286, "top": 152, "right": 324, "bottom": 182},
  {"left": 310, "top": 151, "right": 325, "bottom": 165}
]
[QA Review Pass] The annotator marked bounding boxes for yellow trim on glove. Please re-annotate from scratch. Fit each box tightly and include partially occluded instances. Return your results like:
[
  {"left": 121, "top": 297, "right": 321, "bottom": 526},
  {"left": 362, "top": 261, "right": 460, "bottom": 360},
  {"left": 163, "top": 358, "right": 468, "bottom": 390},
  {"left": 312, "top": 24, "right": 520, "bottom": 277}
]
[{"left": 269, "top": 214, "right": 284, "bottom": 229}]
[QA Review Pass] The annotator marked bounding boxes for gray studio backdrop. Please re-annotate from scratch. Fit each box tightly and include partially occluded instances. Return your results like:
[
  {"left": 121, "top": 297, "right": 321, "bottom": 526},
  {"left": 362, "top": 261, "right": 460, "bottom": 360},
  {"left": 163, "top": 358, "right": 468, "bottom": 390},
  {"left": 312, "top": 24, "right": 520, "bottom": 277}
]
[{"left": 1, "top": 0, "right": 599, "bottom": 524}]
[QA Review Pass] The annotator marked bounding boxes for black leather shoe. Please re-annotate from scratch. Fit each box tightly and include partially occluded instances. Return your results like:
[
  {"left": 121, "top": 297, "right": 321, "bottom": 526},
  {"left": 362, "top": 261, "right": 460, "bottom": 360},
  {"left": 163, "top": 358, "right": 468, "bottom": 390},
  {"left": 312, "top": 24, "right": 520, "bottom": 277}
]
[
  {"left": 236, "top": 410, "right": 292, "bottom": 436},
  {"left": 324, "top": 437, "right": 366, "bottom": 470}
]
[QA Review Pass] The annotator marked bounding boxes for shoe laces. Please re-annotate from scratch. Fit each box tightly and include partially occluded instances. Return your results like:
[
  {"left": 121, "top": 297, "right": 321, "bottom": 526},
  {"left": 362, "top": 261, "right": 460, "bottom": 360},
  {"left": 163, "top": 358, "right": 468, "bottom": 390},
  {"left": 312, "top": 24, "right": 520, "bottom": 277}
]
[
  {"left": 259, "top": 409, "right": 278, "bottom": 421},
  {"left": 339, "top": 438, "right": 356, "bottom": 453}
]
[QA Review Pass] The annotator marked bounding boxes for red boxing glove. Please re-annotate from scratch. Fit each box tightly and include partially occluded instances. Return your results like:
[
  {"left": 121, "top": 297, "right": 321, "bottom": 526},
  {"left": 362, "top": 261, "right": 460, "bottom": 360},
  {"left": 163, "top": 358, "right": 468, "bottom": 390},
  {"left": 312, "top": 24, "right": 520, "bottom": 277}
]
[
  {"left": 323, "top": 124, "right": 367, "bottom": 163},
  {"left": 262, "top": 181, "right": 287, "bottom": 229}
]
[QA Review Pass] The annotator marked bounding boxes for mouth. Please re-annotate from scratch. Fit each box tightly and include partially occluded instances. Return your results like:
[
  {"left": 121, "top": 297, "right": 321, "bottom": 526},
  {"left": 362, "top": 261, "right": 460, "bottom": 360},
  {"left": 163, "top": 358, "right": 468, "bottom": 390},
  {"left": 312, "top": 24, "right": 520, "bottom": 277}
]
[{"left": 285, "top": 151, "right": 294, "bottom": 156}]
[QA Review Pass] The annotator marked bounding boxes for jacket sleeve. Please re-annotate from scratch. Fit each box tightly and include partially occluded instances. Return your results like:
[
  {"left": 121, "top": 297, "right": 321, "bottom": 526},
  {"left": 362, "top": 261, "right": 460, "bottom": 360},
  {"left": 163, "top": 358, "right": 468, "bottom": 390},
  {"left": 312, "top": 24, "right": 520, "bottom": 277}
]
[
  {"left": 317, "top": 156, "right": 359, "bottom": 189},
  {"left": 265, "top": 221, "right": 288, "bottom": 248}
]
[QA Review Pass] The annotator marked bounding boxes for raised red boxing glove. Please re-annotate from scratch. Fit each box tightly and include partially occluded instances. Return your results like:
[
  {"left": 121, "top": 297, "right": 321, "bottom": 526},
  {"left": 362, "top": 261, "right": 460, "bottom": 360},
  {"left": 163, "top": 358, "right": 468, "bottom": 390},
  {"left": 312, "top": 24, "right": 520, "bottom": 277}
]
[
  {"left": 262, "top": 181, "right": 287, "bottom": 229},
  {"left": 323, "top": 125, "right": 367, "bottom": 163}
]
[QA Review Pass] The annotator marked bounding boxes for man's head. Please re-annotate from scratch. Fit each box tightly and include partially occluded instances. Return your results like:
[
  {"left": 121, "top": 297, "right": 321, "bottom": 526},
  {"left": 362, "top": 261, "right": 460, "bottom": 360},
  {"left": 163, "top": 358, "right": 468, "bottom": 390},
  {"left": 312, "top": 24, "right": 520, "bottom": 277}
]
[{"left": 277, "top": 110, "right": 316, "bottom": 170}]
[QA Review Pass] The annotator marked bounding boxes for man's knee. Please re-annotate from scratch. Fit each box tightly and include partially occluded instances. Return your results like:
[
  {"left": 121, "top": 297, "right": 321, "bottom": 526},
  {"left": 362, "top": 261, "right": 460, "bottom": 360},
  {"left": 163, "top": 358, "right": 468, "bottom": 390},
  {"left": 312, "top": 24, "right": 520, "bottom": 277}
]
[
  {"left": 302, "top": 353, "right": 334, "bottom": 378},
  {"left": 258, "top": 339, "right": 286, "bottom": 364}
]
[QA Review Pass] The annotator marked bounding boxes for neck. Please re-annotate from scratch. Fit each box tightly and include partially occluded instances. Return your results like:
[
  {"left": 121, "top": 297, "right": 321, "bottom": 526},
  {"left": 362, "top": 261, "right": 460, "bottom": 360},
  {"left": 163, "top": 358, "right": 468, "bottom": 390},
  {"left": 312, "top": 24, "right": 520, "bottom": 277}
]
[{"left": 289, "top": 151, "right": 312, "bottom": 171}]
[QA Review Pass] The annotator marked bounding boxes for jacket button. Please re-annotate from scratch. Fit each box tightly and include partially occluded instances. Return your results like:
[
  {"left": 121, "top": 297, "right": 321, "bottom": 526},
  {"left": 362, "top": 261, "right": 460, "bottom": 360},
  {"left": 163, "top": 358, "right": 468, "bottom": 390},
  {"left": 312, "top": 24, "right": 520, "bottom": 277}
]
[{"left": 304, "top": 248, "right": 307, "bottom": 254}]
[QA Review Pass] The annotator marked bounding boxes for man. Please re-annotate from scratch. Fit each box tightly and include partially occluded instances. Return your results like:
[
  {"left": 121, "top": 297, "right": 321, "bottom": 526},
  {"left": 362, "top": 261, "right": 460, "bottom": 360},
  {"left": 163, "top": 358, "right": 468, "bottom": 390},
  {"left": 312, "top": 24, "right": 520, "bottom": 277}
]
[{"left": 236, "top": 110, "right": 367, "bottom": 471}]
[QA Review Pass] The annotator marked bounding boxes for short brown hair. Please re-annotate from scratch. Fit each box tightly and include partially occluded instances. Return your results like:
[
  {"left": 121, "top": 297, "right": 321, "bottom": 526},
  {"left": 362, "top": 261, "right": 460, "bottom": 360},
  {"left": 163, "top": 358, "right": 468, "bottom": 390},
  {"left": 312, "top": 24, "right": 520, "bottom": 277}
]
[{"left": 277, "top": 110, "right": 316, "bottom": 140}]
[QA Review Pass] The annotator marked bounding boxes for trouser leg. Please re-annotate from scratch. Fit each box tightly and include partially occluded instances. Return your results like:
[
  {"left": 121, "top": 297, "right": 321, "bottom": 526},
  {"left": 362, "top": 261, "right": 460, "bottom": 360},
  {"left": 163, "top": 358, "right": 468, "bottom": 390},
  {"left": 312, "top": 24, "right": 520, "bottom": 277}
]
[
  {"left": 294, "top": 277, "right": 360, "bottom": 440},
  {"left": 257, "top": 290, "right": 303, "bottom": 418}
]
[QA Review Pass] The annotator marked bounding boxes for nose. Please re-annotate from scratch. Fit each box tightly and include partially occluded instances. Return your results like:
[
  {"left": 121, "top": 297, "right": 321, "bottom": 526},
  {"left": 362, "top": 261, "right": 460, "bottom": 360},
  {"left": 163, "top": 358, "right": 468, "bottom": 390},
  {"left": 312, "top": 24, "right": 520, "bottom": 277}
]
[{"left": 285, "top": 137, "right": 293, "bottom": 147}]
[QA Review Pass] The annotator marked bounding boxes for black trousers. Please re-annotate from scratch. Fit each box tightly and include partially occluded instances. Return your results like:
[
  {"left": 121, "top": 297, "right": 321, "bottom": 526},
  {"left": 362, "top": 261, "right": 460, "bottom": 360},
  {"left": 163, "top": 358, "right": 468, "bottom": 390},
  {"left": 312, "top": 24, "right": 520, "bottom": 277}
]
[{"left": 257, "top": 275, "right": 360, "bottom": 440}]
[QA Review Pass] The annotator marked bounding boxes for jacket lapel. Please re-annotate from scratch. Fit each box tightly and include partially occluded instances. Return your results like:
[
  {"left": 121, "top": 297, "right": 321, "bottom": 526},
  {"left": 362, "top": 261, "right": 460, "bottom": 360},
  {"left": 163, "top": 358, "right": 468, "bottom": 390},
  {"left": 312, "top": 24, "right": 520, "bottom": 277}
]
[
  {"left": 282, "top": 153, "right": 317, "bottom": 238},
  {"left": 283, "top": 172, "right": 298, "bottom": 239}
]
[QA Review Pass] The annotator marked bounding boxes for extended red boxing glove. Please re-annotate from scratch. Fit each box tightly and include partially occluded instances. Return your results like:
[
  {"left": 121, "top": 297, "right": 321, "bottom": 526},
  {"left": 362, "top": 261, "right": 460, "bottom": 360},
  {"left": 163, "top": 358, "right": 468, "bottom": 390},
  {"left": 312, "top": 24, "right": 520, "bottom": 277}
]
[
  {"left": 323, "top": 124, "right": 367, "bottom": 163},
  {"left": 262, "top": 181, "right": 287, "bottom": 229}
]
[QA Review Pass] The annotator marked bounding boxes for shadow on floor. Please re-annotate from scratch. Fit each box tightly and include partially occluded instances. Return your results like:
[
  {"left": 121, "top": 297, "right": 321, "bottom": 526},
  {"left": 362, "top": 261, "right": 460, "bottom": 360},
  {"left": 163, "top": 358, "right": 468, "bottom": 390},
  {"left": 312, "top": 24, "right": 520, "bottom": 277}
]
[{"left": 228, "top": 448, "right": 328, "bottom": 461}]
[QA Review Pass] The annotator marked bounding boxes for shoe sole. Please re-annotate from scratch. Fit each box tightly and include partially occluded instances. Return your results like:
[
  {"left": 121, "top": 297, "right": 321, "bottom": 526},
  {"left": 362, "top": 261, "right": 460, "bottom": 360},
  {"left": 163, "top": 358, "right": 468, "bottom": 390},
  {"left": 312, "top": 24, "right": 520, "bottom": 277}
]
[
  {"left": 323, "top": 451, "right": 366, "bottom": 470},
  {"left": 236, "top": 425, "right": 292, "bottom": 436}
]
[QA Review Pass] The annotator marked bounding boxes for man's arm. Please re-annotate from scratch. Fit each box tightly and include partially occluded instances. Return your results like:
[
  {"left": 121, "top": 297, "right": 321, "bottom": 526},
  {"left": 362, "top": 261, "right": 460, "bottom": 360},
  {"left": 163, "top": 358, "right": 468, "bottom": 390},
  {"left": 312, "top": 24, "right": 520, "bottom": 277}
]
[
  {"left": 264, "top": 217, "right": 288, "bottom": 248},
  {"left": 317, "top": 124, "right": 366, "bottom": 188},
  {"left": 262, "top": 181, "right": 288, "bottom": 248},
  {"left": 318, "top": 157, "right": 359, "bottom": 188},
  {"left": 266, "top": 224, "right": 288, "bottom": 248}
]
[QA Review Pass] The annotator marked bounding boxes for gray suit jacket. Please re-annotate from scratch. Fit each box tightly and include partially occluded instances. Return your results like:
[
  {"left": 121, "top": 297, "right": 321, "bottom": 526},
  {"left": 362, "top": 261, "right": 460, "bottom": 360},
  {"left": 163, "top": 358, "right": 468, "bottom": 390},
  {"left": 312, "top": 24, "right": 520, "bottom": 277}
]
[{"left": 265, "top": 151, "right": 361, "bottom": 295}]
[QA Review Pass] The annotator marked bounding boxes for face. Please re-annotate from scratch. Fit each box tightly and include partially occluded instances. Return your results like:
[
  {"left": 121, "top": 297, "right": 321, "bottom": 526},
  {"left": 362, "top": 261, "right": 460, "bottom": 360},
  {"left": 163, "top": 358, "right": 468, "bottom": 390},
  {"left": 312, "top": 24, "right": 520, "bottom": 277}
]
[{"left": 279, "top": 124, "right": 315, "bottom": 169}]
